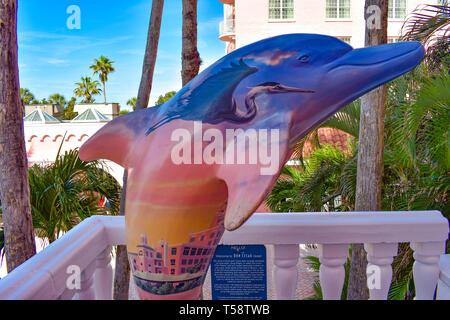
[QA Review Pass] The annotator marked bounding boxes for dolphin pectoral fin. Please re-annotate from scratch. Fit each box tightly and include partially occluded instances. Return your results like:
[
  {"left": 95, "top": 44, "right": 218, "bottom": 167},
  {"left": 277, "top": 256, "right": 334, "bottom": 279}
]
[
  {"left": 79, "top": 116, "right": 135, "bottom": 168},
  {"left": 217, "top": 119, "right": 291, "bottom": 231}
]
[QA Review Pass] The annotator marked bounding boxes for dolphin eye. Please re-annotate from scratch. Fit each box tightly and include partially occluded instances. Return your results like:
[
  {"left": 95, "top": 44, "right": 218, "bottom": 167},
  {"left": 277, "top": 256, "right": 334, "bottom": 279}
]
[{"left": 298, "top": 55, "right": 310, "bottom": 63}]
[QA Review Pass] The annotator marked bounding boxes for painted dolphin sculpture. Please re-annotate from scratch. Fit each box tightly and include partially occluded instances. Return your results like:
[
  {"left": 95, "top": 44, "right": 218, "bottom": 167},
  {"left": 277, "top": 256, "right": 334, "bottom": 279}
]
[{"left": 79, "top": 34, "right": 424, "bottom": 299}]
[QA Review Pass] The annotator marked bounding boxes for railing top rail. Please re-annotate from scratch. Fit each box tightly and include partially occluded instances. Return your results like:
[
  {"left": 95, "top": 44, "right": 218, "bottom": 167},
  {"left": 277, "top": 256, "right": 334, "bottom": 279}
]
[
  {"left": 0, "top": 211, "right": 447, "bottom": 300},
  {"left": 221, "top": 211, "right": 449, "bottom": 245}
]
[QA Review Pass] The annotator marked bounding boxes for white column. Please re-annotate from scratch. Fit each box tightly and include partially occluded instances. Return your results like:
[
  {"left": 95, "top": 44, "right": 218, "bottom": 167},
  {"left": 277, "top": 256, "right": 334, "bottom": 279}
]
[
  {"left": 318, "top": 244, "right": 348, "bottom": 300},
  {"left": 364, "top": 243, "right": 398, "bottom": 300},
  {"left": 94, "top": 247, "right": 113, "bottom": 300},
  {"left": 411, "top": 241, "right": 445, "bottom": 300},
  {"left": 273, "top": 244, "right": 299, "bottom": 300},
  {"left": 75, "top": 260, "right": 96, "bottom": 300}
]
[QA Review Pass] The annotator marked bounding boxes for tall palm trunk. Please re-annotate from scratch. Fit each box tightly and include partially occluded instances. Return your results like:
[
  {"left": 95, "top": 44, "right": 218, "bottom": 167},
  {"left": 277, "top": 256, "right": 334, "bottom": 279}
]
[
  {"left": 102, "top": 81, "right": 106, "bottom": 104},
  {"left": 0, "top": 0, "right": 36, "bottom": 272},
  {"left": 347, "top": 0, "right": 388, "bottom": 300},
  {"left": 113, "top": 0, "right": 164, "bottom": 300},
  {"left": 182, "top": 0, "right": 201, "bottom": 86},
  {"left": 135, "top": 0, "right": 164, "bottom": 110}
]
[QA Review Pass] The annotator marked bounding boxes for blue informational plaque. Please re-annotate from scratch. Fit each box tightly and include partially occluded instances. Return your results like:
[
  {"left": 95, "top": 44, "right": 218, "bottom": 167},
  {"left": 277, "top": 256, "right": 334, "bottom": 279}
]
[{"left": 211, "top": 245, "right": 267, "bottom": 300}]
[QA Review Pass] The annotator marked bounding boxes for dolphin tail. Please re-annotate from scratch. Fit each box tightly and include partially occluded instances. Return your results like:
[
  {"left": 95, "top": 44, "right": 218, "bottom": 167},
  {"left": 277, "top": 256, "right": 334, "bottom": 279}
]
[{"left": 79, "top": 113, "right": 138, "bottom": 168}]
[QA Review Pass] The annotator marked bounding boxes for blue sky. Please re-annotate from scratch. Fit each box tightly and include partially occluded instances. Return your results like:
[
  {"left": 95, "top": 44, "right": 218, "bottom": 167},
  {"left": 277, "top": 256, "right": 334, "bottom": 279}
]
[{"left": 17, "top": 0, "right": 225, "bottom": 110}]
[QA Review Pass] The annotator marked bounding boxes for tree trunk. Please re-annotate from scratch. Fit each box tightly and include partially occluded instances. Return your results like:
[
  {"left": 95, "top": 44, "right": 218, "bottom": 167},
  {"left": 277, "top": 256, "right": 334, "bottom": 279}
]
[
  {"left": 135, "top": 0, "right": 164, "bottom": 110},
  {"left": 182, "top": 0, "right": 201, "bottom": 86},
  {"left": 113, "top": 170, "right": 130, "bottom": 300},
  {"left": 103, "top": 81, "right": 106, "bottom": 104},
  {"left": 0, "top": 0, "right": 37, "bottom": 272},
  {"left": 347, "top": 0, "right": 388, "bottom": 300},
  {"left": 113, "top": 0, "right": 165, "bottom": 300}
]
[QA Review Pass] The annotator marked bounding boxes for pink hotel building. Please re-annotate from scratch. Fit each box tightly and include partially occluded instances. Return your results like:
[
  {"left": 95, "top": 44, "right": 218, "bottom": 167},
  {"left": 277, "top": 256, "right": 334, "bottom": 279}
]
[
  {"left": 218, "top": 0, "right": 442, "bottom": 53},
  {"left": 129, "top": 210, "right": 225, "bottom": 279}
]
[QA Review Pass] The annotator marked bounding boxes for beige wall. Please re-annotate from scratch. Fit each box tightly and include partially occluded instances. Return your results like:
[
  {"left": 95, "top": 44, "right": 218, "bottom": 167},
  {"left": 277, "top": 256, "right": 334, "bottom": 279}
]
[{"left": 229, "top": 0, "right": 439, "bottom": 48}]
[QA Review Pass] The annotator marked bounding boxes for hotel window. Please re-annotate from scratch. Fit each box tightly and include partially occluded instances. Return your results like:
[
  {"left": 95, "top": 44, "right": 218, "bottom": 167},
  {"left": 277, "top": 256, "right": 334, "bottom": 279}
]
[
  {"left": 326, "top": 0, "right": 351, "bottom": 19},
  {"left": 269, "top": 0, "right": 294, "bottom": 20},
  {"left": 171, "top": 248, "right": 177, "bottom": 255},
  {"left": 183, "top": 247, "right": 190, "bottom": 255},
  {"left": 190, "top": 248, "right": 197, "bottom": 256},
  {"left": 389, "top": 0, "right": 406, "bottom": 19},
  {"left": 388, "top": 38, "right": 400, "bottom": 43},
  {"left": 171, "top": 269, "right": 175, "bottom": 275},
  {"left": 182, "top": 259, "right": 187, "bottom": 265},
  {"left": 181, "top": 268, "right": 185, "bottom": 273},
  {"left": 170, "top": 259, "right": 176, "bottom": 266},
  {"left": 338, "top": 37, "right": 351, "bottom": 45}
]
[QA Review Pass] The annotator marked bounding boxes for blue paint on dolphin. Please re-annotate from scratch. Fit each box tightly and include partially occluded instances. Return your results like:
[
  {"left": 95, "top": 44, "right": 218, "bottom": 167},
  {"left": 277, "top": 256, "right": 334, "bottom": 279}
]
[{"left": 143, "top": 33, "right": 424, "bottom": 141}]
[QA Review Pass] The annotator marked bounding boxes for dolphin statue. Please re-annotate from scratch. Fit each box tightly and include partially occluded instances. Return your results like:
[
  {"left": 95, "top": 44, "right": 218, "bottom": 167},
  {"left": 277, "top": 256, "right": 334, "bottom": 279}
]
[{"left": 79, "top": 34, "right": 424, "bottom": 299}]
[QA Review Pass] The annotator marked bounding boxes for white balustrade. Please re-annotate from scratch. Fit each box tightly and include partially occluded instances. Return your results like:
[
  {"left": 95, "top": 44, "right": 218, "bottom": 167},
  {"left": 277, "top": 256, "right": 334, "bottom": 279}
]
[
  {"left": 272, "top": 244, "right": 299, "bottom": 300},
  {"left": 94, "top": 247, "right": 113, "bottom": 300},
  {"left": 318, "top": 244, "right": 348, "bottom": 300},
  {"left": 364, "top": 243, "right": 398, "bottom": 300},
  {"left": 0, "top": 211, "right": 448, "bottom": 300},
  {"left": 411, "top": 241, "right": 446, "bottom": 300}
]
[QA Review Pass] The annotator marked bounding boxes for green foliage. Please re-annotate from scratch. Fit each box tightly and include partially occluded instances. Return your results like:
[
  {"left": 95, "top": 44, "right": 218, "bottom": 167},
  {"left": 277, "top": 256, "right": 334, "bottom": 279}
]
[
  {"left": 73, "top": 76, "right": 102, "bottom": 103},
  {"left": 119, "top": 110, "right": 130, "bottom": 116},
  {"left": 266, "top": 63, "right": 449, "bottom": 300},
  {"left": 28, "top": 148, "right": 121, "bottom": 243},
  {"left": 90, "top": 56, "right": 115, "bottom": 103},
  {"left": 20, "top": 88, "right": 35, "bottom": 105},
  {"left": 156, "top": 91, "right": 177, "bottom": 105},
  {"left": 401, "top": 2, "right": 449, "bottom": 70},
  {"left": 62, "top": 97, "right": 78, "bottom": 120},
  {"left": 126, "top": 97, "right": 137, "bottom": 111}
]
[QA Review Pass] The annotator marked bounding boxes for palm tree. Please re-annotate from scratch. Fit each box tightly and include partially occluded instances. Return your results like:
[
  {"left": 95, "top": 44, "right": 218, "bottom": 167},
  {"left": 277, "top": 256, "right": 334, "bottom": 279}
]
[
  {"left": 126, "top": 97, "right": 137, "bottom": 111},
  {"left": 90, "top": 56, "right": 115, "bottom": 104},
  {"left": 135, "top": 0, "right": 164, "bottom": 110},
  {"left": 401, "top": 1, "right": 449, "bottom": 70},
  {"left": 48, "top": 93, "right": 67, "bottom": 108},
  {"left": 155, "top": 91, "right": 176, "bottom": 105},
  {"left": 182, "top": 0, "right": 201, "bottom": 86},
  {"left": 29, "top": 148, "right": 122, "bottom": 243},
  {"left": 20, "top": 88, "right": 35, "bottom": 105},
  {"left": 73, "top": 76, "right": 102, "bottom": 103},
  {"left": 0, "top": 0, "right": 37, "bottom": 272}
]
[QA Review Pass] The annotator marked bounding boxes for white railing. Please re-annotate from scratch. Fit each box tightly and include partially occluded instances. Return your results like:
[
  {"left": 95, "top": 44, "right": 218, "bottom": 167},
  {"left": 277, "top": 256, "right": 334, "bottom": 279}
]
[
  {"left": 219, "top": 19, "right": 235, "bottom": 40},
  {"left": 0, "top": 211, "right": 448, "bottom": 300}
]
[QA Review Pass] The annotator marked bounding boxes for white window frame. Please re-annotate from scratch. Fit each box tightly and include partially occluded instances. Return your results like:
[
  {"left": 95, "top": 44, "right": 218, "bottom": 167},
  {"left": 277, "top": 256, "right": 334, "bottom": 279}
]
[
  {"left": 326, "top": 0, "right": 352, "bottom": 21},
  {"left": 389, "top": 0, "right": 407, "bottom": 20},
  {"left": 268, "top": 0, "right": 295, "bottom": 22}
]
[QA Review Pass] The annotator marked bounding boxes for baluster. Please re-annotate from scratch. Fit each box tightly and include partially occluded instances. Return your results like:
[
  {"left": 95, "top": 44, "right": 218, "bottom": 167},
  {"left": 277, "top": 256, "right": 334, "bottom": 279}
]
[
  {"left": 411, "top": 241, "right": 445, "bottom": 300},
  {"left": 364, "top": 243, "right": 398, "bottom": 300},
  {"left": 318, "top": 244, "right": 348, "bottom": 300},
  {"left": 94, "top": 246, "right": 113, "bottom": 300},
  {"left": 273, "top": 244, "right": 299, "bottom": 300},
  {"left": 75, "top": 260, "right": 96, "bottom": 300}
]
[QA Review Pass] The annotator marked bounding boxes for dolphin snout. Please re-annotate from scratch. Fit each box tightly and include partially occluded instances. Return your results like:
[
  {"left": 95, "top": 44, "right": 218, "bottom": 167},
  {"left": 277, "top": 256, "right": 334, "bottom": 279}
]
[{"left": 330, "top": 41, "right": 424, "bottom": 71}]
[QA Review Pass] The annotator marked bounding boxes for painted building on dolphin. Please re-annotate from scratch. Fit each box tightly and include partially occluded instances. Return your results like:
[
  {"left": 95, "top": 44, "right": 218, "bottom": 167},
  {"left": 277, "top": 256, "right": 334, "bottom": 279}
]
[{"left": 128, "top": 210, "right": 225, "bottom": 289}]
